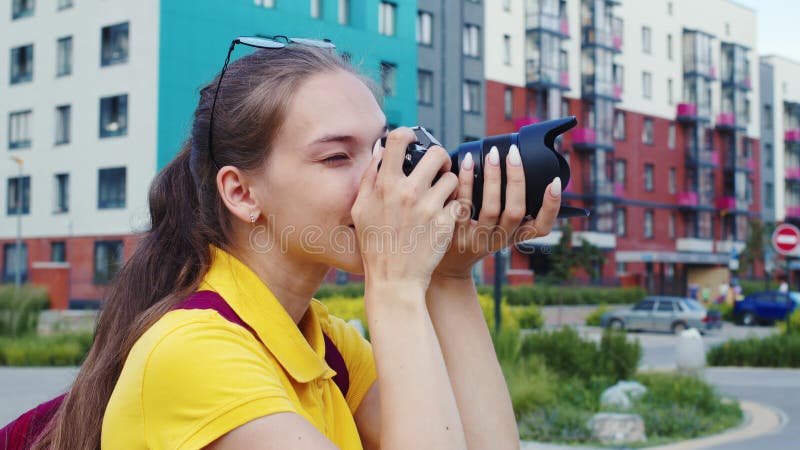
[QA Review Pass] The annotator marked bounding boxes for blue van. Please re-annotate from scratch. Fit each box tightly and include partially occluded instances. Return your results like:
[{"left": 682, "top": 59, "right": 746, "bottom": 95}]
[{"left": 733, "top": 291, "right": 799, "bottom": 325}]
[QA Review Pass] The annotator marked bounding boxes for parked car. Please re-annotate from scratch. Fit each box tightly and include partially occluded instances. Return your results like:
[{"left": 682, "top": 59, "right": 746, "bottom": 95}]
[
  {"left": 601, "top": 296, "right": 722, "bottom": 334},
  {"left": 733, "top": 290, "right": 798, "bottom": 326}
]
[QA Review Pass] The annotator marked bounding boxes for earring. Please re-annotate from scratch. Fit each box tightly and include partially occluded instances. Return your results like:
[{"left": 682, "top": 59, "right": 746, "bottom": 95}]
[{"left": 249, "top": 212, "right": 257, "bottom": 224}]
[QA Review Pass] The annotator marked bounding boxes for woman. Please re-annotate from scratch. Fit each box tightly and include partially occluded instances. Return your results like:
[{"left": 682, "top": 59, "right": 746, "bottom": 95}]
[{"left": 34, "top": 40, "right": 561, "bottom": 449}]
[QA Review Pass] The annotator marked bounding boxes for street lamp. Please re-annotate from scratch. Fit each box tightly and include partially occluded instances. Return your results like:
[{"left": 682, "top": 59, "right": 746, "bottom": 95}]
[{"left": 9, "top": 156, "right": 23, "bottom": 290}]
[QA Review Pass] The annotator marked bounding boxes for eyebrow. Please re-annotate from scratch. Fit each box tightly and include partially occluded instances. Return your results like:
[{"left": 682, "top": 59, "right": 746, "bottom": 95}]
[{"left": 310, "top": 123, "right": 388, "bottom": 146}]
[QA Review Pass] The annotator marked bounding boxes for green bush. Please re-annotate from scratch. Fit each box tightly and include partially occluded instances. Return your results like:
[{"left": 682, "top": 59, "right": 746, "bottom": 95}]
[
  {"left": 739, "top": 279, "right": 779, "bottom": 296},
  {"left": 0, "top": 284, "right": 50, "bottom": 337},
  {"left": 314, "top": 283, "right": 365, "bottom": 299},
  {"left": 707, "top": 333, "right": 800, "bottom": 367},
  {"left": 505, "top": 285, "right": 646, "bottom": 306},
  {"left": 585, "top": 304, "right": 611, "bottom": 326},
  {"left": 778, "top": 309, "right": 800, "bottom": 334},
  {"left": 510, "top": 306, "right": 544, "bottom": 329},
  {"left": 520, "top": 327, "right": 640, "bottom": 382},
  {"left": 0, "top": 333, "right": 93, "bottom": 366}
]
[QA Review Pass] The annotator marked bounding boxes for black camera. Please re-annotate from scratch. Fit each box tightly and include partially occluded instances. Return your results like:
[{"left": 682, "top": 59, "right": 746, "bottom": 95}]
[{"left": 380, "top": 116, "right": 589, "bottom": 220}]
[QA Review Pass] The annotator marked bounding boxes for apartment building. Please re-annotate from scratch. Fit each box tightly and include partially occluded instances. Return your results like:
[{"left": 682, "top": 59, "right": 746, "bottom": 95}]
[
  {"left": 1, "top": 0, "right": 417, "bottom": 306},
  {"left": 483, "top": 0, "right": 761, "bottom": 293}
]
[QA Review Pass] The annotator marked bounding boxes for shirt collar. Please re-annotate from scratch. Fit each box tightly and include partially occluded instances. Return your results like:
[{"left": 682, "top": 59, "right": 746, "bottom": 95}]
[{"left": 198, "top": 245, "right": 336, "bottom": 383}]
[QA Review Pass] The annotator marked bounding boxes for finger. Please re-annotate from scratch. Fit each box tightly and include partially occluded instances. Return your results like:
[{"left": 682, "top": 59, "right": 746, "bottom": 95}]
[
  {"left": 529, "top": 176, "right": 562, "bottom": 238},
  {"left": 495, "top": 144, "right": 526, "bottom": 245},
  {"left": 456, "top": 152, "right": 475, "bottom": 224},
  {"left": 378, "top": 127, "right": 417, "bottom": 179},
  {"left": 357, "top": 140, "right": 384, "bottom": 198},
  {"left": 513, "top": 218, "right": 540, "bottom": 242},
  {"left": 425, "top": 172, "right": 459, "bottom": 211},
  {"left": 476, "top": 146, "right": 502, "bottom": 230},
  {"left": 407, "top": 145, "right": 452, "bottom": 187}
]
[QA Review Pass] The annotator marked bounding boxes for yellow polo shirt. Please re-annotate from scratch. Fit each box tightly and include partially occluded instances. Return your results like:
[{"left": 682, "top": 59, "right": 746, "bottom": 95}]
[{"left": 101, "top": 246, "right": 377, "bottom": 449}]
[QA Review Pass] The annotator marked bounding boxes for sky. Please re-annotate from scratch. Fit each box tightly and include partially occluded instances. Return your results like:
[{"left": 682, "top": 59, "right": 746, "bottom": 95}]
[{"left": 734, "top": 0, "right": 800, "bottom": 62}]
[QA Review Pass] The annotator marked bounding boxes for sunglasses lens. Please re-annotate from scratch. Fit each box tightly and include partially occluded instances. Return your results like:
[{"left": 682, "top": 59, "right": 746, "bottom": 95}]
[
  {"left": 238, "top": 36, "right": 286, "bottom": 48},
  {"left": 290, "top": 38, "right": 336, "bottom": 49}
]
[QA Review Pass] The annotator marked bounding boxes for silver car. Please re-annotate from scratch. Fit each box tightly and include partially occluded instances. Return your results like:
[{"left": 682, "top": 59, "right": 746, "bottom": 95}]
[{"left": 601, "top": 296, "right": 722, "bottom": 334}]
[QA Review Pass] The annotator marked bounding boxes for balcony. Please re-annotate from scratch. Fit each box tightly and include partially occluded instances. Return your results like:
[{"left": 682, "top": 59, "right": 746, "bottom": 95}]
[
  {"left": 716, "top": 112, "right": 737, "bottom": 131},
  {"left": 686, "top": 149, "right": 719, "bottom": 167},
  {"left": 613, "top": 84, "right": 622, "bottom": 100},
  {"left": 560, "top": 18, "right": 570, "bottom": 37},
  {"left": 787, "top": 206, "right": 800, "bottom": 219},
  {"left": 560, "top": 71, "right": 570, "bottom": 89},
  {"left": 514, "top": 116, "right": 540, "bottom": 130},
  {"left": 677, "top": 191, "right": 699, "bottom": 207},
  {"left": 526, "top": 60, "right": 569, "bottom": 91},
  {"left": 676, "top": 238, "right": 714, "bottom": 253},
  {"left": 786, "top": 167, "right": 800, "bottom": 181},
  {"left": 613, "top": 183, "right": 625, "bottom": 197},
  {"left": 716, "top": 196, "right": 748, "bottom": 212},
  {"left": 676, "top": 103, "right": 698, "bottom": 122},
  {"left": 526, "top": 13, "right": 569, "bottom": 38},
  {"left": 786, "top": 129, "right": 800, "bottom": 143},
  {"left": 571, "top": 127, "right": 596, "bottom": 150}
]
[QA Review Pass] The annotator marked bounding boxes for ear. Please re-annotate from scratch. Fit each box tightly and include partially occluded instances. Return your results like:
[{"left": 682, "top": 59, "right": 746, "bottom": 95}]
[{"left": 216, "top": 166, "right": 261, "bottom": 225}]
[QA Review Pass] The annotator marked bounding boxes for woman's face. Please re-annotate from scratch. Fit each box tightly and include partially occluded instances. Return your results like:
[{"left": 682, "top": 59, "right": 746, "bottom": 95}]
[{"left": 249, "top": 69, "right": 387, "bottom": 274}]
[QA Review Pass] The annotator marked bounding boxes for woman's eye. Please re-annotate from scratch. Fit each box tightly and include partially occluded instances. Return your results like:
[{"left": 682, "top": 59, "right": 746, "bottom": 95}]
[{"left": 323, "top": 154, "right": 350, "bottom": 164}]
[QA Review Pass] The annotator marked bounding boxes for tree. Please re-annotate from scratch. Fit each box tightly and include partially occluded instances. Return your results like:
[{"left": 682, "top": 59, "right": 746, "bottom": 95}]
[
  {"left": 541, "top": 223, "right": 606, "bottom": 285},
  {"left": 738, "top": 219, "right": 765, "bottom": 277}
]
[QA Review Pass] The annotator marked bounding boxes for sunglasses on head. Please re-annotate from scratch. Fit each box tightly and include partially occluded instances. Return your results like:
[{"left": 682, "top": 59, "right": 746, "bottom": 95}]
[{"left": 207, "top": 36, "right": 336, "bottom": 170}]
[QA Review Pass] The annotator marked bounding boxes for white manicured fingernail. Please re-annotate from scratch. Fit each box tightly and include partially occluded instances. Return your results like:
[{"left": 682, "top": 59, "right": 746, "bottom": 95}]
[
  {"left": 549, "top": 177, "right": 561, "bottom": 198},
  {"left": 508, "top": 144, "right": 522, "bottom": 166},
  {"left": 489, "top": 146, "right": 500, "bottom": 166},
  {"left": 373, "top": 139, "right": 381, "bottom": 157},
  {"left": 462, "top": 152, "right": 474, "bottom": 170}
]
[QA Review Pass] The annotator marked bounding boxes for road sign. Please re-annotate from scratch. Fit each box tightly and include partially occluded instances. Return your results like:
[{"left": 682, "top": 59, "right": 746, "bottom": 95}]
[{"left": 772, "top": 223, "right": 800, "bottom": 256}]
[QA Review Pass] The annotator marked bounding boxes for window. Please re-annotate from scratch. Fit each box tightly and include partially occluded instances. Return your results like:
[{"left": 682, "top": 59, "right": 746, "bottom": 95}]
[
  {"left": 657, "top": 301, "right": 675, "bottom": 312},
  {"left": 98, "top": 167, "right": 126, "bottom": 209},
  {"left": 254, "top": 0, "right": 275, "bottom": 7},
  {"left": 634, "top": 300, "right": 655, "bottom": 311},
  {"left": 504, "top": 87, "right": 513, "bottom": 119},
  {"left": 8, "top": 110, "right": 32, "bottom": 149},
  {"left": 616, "top": 208, "right": 626, "bottom": 236},
  {"left": 57, "top": 0, "right": 73, "bottom": 10},
  {"left": 613, "top": 110, "right": 625, "bottom": 140},
  {"left": 642, "top": 118, "right": 654, "bottom": 144},
  {"left": 463, "top": 24, "right": 480, "bottom": 57},
  {"left": 378, "top": 2, "right": 396, "bottom": 36},
  {"left": 765, "top": 143, "right": 773, "bottom": 167},
  {"left": 463, "top": 80, "right": 481, "bottom": 113},
  {"left": 54, "top": 173, "right": 69, "bottom": 213},
  {"left": 669, "top": 213, "right": 675, "bottom": 238},
  {"left": 10, "top": 44, "right": 33, "bottom": 84},
  {"left": 668, "top": 124, "right": 675, "bottom": 149},
  {"left": 667, "top": 78, "right": 673, "bottom": 104},
  {"left": 765, "top": 182, "right": 774, "bottom": 208},
  {"left": 615, "top": 159, "right": 626, "bottom": 187},
  {"left": 99, "top": 94, "right": 128, "bottom": 137},
  {"left": 667, "top": 34, "right": 673, "bottom": 60},
  {"left": 12, "top": 0, "right": 34, "bottom": 19},
  {"left": 644, "top": 164, "right": 654, "bottom": 191},
  {"left": 310, "top": 0, "right": 321, "bottom": 18},
  {"left": 56, "top": 36, "right": 72, "bottom": 76},
  {"left": 641, "top": 26, "right": 652, "bottom": 54},
  {"left": 380, "top": 62, "right": 396, "bottom": 96},
  {"left": 669, "top": 167, "right": 676, "bottom": 194},
  {"left": 642, "top": 71, "right": 652, "bottom": 99},
  {"left": 51, "top": 242, "right": 66, "bottom": 263},
  {"left": 416, "top": 11, "right": 432, "bottom": 45},
  {"left": 616, "top": 262, "right": 627, "bottom": 276},
  {"left": 338, "top": 0, "right": 349, "bottom": 24},
  {"left": 101, "top": 22, "right": 129, "bottom": 66},
  {"left": 94, "top": 240, "right": 123, "bottom": 284},
  {"left": 55, "top": 105, "right": 71, "bottom": 145},
  {"left": 7, "top": 176, "right": 31, "bottom": 215},
  {"left": 3, "top": 243, "right": 28, "bottom": 283},
  {"left": 764, "top": 105, "right": 772, "bottom": 129},
  {"left": 644, "top": 210, "right": 654, "bottom": 238},
  {"left": 503, "top": 34, "right": 511, "bottom": 66},
  {"left": 417, "top": 70, "right": 433, "bottom": 105}
]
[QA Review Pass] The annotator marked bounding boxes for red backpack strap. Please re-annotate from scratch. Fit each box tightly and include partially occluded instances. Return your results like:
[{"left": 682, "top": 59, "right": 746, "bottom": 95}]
[
  {"left": 174, "top": 290, "right": 350, "bottom": 397},
  {"left": 0, "top": 393, "right": 66, "bottom": 450}
]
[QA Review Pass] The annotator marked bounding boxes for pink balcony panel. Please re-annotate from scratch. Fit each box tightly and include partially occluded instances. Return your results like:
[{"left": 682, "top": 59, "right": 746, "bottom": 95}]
[
  {"left": 612, "top": 35, "right": 622, "bottom": 50},
  {"left": 560, "top": 71, "right": 570, "bottom": 88},
  {"left": 613, "top": 183, "right": 625, "bottom": 197},
  {"left": 677, "top": 191, "right": 698, "bottom": 206},
  {"left": 716, "top": 196, "right": 736, "bottom": 210},
  {"left": 709, "top": 66, "right": 717, "bottom": 79},
  {"left": 613, "top": 84, "right": 622, "bottom": 99},
  {"left": 717, "top": 113, "right": 735, "bottom": 126},
  {"left": 744, "top": 77, "right": 752, "bottom": 89},
  {"left": 786, "top": 167, "right": 800, "bottom": 180},
  {"left": 560, "top": 18, "right": 569, "bottom": 36},
  {"left": 710, "top": 151, "right": 720, "bottom": 165},
  {"left": 786, "top": 129, "right": 800, "bottom": 142},
  {"left": 787, "top": 206, "right": 800, "bottom": 218},
  {"left": 677, "top": 102, "right": 697, "bottom": 117},
  {"left": 515, "top": 116, "right": 540, "bottom": 129},
  {"left": 572, "top": 127, "right": 596, "bottom": 144},
  {"left": 746, "top": 158, "right": 755, "bottom": 171}
]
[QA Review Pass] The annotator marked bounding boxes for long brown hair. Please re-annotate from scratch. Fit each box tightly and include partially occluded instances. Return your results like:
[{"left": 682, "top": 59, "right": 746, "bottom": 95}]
[{"left": 34, "top": 44, "right": 368, "bottom": 450}]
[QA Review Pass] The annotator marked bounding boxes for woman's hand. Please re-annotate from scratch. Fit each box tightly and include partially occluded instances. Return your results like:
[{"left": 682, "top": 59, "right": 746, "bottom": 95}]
[
  {"left": 352, "top": 127, "right": 461, "bottom": 290},
  {"left": 432, "top": 144, "right": 562, "bottom": 280}
]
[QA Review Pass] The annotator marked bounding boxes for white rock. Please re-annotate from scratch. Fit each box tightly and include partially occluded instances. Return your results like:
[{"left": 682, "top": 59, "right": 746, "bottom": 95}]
[
  {"left": 676, "top": 327, "right": 706, "bottom": 374},
  {"left": 589, "top": 412, "right": 647, "bottom": 445}
]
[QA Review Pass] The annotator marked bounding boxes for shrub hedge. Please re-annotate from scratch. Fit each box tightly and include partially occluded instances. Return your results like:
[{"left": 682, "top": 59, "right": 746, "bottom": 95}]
[
  {"left": 0, "top": 284, "right": 50, "bottom": 337},
  {"left": 0, "top": 333, "right": 93, "bottom": 366},
  {"left": 707, "top": 333, "right": 800, "bottom": 367}
]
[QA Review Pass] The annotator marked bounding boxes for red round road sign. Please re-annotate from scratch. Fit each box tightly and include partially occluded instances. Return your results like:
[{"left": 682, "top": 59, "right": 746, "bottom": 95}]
[{"left": 773, "top": 223, "right": 800, "bottom": 255}]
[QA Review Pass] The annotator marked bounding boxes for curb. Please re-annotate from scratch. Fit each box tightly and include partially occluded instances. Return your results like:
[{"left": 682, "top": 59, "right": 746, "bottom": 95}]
[{"left": 519, "top": 400, "right": 785, "bottom": 450}]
